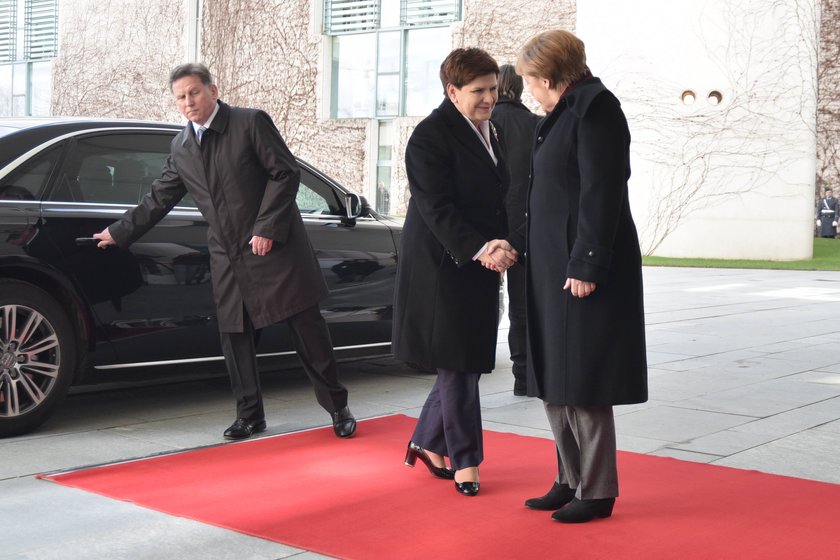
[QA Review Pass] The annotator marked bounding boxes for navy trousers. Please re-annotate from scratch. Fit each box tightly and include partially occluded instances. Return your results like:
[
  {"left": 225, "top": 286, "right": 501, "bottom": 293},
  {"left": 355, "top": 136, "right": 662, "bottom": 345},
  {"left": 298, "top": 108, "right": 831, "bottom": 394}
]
[{"left": 411, "top": 369, "right": 483, "bottom": 470}]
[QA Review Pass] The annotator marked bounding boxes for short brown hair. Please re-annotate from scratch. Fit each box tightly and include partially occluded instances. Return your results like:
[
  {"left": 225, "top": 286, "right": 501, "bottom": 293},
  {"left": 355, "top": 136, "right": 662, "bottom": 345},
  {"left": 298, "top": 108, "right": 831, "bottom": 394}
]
[
  {"left": 439, "top": 48, "right": 499, "bottom": 96},
  {"left": 516, "top": 29, "right": 587, "bottom": 89}
]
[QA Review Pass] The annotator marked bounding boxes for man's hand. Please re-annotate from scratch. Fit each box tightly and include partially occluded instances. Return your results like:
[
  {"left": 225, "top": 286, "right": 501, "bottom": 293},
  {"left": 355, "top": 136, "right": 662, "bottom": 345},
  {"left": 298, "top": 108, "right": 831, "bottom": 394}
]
[
  {"left": 564, "top": 277, "right": 596, "bottom": 298},
  {"left": 479, "top": 239, "right": 518, "bottom": 272},
  {"left": 93, "top": 227, "right": 116, "bottom": 249},
  {"left": 249, "top": 235, "right": 273, "bottom": 256}
]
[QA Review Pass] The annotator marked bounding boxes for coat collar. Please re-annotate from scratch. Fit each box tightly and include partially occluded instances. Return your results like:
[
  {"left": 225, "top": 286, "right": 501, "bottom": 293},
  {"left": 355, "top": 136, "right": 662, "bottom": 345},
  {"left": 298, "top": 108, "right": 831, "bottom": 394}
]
[
  {"left": 563, "top": 77, "right": 609, "bottom": 118},
  {"left": 537, "top": 77, "right": 609, "bottom": 137},
  {"left": 437, "top": 97, "right": 502, "bottom": 174},
  {"left": 180, "top": 100, "right": 231, "bottom": 148}
]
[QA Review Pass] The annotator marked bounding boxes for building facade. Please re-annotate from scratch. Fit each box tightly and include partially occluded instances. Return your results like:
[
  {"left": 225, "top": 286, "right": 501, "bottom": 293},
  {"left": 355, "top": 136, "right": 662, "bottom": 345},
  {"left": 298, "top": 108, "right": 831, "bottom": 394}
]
[{"left": 4, "top": 0, "right": 839, "bottom": 259}]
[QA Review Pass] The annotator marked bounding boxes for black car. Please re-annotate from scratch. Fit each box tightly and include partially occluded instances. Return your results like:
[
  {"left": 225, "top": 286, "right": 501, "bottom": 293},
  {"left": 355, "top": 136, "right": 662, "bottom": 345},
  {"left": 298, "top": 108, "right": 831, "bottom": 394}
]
[{"left": 0, "top": 117, "right": 402, "bottom": 438}]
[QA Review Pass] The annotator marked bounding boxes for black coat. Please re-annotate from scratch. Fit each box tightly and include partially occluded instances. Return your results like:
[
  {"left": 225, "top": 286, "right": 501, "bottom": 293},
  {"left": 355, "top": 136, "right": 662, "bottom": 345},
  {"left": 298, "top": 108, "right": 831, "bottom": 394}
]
[
  {"left": 511, "top": 77, "right": 648, "bottom": 406},
  {"left": 492, "top": 99, "right": 541, "bottom": 234},
  {"left": 109, "top": 101, "right": 327, "bottom": 333},
  {"left": 392, "top": 98, "right": 509, "bottom": 373}
]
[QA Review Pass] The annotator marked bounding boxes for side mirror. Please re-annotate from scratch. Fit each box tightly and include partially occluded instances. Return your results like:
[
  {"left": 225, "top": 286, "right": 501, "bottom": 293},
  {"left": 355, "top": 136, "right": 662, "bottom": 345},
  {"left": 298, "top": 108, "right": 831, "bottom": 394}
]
[{"left": 342, "top": 192, "right": 362, "bottom": 226}]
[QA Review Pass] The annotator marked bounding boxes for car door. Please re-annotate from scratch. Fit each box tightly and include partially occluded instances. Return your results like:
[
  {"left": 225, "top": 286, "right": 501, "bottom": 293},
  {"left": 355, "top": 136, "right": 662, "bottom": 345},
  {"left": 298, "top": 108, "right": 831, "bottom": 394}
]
[
  {"left": 39, "top": 128, "right": 220, "bottom": 368},
  {"left": 256, "top": 166, "right": 398, "bottom": 360}
]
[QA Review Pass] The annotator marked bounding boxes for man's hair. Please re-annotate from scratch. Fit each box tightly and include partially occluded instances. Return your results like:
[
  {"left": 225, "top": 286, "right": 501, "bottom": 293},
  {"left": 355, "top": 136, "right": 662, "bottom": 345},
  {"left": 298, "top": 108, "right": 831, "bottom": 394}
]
[
  {"left": 168, "top": 63, "right": 214, "bottom": 91},
  {"left": 439, "top": 48, "right": 499, "bottom": 96},
  {"left": 498, "top": 64, "right": 523, "bottom": 102},
  {"left": 516, "top": 29, "right": 587, "bottom": 89}
]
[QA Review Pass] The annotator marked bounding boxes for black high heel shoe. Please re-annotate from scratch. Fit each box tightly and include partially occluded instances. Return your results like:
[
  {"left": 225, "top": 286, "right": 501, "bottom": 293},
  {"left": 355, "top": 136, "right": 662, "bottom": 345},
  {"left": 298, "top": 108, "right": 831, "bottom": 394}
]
[
  {"left": 404, "top": 442, "right": 455, "bottom": 479},
  {"left": 454, "top": 481, "right": 480, "bottom": 496}
]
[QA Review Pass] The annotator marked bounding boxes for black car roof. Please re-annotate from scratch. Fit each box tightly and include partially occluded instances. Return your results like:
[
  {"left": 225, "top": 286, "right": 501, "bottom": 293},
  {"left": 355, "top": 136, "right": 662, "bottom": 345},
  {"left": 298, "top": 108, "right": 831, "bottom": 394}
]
[{"left": 0, "top": 117, "right": 184, "bottom": 169}]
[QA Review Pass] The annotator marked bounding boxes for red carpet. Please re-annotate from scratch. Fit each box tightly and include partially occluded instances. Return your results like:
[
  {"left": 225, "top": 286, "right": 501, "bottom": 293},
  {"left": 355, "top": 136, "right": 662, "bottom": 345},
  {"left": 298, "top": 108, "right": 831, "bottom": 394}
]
[{"left": 43, "top": 415, "right": 839, "bottom": 559}]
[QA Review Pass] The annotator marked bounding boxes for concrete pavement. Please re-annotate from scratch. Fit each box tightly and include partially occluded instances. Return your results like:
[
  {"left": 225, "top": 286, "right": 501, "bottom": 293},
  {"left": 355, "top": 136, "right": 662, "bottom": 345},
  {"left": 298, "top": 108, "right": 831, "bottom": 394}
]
[{"left": 2, "top": 266, "right": 839, "bottom": 559}]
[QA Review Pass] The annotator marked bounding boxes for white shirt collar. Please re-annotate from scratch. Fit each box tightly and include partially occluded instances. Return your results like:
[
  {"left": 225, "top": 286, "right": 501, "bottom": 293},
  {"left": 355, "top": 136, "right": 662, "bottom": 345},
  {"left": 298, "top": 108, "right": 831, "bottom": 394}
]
[
  {"left": 192, "top": 102, "right": 220, "bottom": 134},
  {"left": 461, "top": 115, "right": 497, "bottom": 165}
]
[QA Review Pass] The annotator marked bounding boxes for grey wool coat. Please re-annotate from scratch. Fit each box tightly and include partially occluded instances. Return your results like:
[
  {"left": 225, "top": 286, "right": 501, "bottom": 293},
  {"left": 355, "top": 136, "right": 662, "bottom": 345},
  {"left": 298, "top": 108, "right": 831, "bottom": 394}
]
[
  {"left": 509, "top": 77, "right": 648, "bottom": 406},
  {"left": 109, "top": 101, "right": 327, "bottom": 333},
  {"left": 392, "top": 98, "right": 509, "bottom": 373}
]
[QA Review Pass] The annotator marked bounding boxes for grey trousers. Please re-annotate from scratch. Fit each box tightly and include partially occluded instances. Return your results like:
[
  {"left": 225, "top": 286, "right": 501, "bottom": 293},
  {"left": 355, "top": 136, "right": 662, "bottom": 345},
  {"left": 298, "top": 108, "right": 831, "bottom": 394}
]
[{"left": 544, "top": 402, "right": 619, "bottom": 500}]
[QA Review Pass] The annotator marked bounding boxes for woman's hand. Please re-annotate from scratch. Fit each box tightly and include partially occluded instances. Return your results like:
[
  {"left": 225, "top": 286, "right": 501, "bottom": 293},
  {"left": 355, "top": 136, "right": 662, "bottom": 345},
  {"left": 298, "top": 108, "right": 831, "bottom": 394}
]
[{"left": 564, "top": 277, "right": 596, "bottom": 298}]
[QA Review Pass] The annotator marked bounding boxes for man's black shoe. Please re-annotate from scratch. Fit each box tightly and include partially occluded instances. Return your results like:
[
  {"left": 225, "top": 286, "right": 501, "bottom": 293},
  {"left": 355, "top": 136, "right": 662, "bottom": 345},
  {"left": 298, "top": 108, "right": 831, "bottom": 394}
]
[
  {"left": 332, "top": 405, "right": 357, "bottom": 438},
  {"left": 525, "top": 482, "right": 576, "bottom": 510},
  {"left": 513, "top": 378, "right": 527, "bottom": 396},
  {"left": 223, "top": 418, "right": 267, "bottom": 440},
  {"left": 551, "top": 497, "right": 615, "bottom": 523}
]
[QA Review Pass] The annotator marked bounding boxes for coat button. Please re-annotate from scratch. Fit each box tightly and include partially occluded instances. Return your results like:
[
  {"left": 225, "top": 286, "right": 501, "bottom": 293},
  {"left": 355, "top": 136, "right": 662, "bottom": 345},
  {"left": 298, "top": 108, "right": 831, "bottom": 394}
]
[
  {"left": 537, "top": 136, "right": 543, "bottom": 143},
  {"left": 588, "top": 250, "right": 596, "bottom": 257}
]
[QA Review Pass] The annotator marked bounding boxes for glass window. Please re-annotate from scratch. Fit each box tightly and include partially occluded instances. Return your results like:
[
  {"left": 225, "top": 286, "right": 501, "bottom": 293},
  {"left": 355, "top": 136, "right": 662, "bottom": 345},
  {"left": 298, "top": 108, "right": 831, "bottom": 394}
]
[
  {"left": 325, "top": 0, "right": 459, "bottom": 118},
  {"left": 332, "top": 33, "right": 376, "bottom": 118},
  {"left": 50, "top": 132, "right": 193, "bottom": 207},
  {"left": 298, "top": 171, "right": 342, "bottom": 215},
  {"left": 375, "top": 120, "right": 392, "bottom": 215},
  {"left": 0, "top": 142, "right": 62, "bottom": 200},
  {"left": 0, "top": 1, "right": 58, "bottom": 116},
  {"left": 404, "top": 26, "right": 449, "bottom": 116}
]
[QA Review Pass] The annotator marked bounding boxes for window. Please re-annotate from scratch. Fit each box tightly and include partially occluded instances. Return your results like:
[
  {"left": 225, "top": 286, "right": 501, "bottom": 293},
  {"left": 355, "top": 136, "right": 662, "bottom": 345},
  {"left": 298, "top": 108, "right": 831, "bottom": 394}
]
[
  {"left": 0, "top": 0, "right": 57, "bottom": 117},
  {"left": 298, "top": 170, "right": 343, "bottom": 216},
  {"left": 49, "top": 132, "right": 195, "bottom": 207},
  {"left": 0, "top": 142, "right": 62, "bottom": 200},
  {"left": 325, "top": 0, "right": 460, "bottom": 118},
  {"left": 375, "top": 120, "right": 393, "bottom": 214}
]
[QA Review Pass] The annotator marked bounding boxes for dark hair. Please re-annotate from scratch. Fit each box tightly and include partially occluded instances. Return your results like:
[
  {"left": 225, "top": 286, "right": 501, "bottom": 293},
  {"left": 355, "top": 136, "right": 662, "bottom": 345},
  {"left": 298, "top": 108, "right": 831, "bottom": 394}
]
[
  {"left": 498, "top": 64, "right": 523, "bottom": 101},
  {"left": 439, "top": 48, "right": 499, "bottom": 96},
  {"left": 516, "top": 29, "right": 587, "bottom": 89},
  {"left": 168, "top": 63, "right": 214, "bottom": 91}
]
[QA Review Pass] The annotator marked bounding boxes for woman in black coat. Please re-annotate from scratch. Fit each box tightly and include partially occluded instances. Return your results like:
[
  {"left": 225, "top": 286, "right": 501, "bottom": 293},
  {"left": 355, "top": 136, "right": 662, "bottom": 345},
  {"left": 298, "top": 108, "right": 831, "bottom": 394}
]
[
  {"left": 510, "top": 29, "right": 648, "bottom": 522},
  {"left": 393, "top": 48, "right": 515, "bottom": 496}
]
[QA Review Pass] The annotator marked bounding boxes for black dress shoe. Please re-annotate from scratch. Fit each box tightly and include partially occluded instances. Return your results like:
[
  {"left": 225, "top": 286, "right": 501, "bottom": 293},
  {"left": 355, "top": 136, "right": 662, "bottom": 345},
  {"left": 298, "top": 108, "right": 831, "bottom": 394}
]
[
  {"left": 223, "top": 418, "right": 267, "bottom": 440},
  {"left": 525, "top": 482, "right": 576, "bottom": 510},
  {"left": 551, "top": 497, "right": 615, "bottom": 523},
  {"left": 513, "top": 378, "right": 527, "bottom": 396},
  {"left": 404, "top": 442, "right": 455, "bottom": 479},
  {"left": 332, "top": 405, "right": 356, "bottom": 438},
  {"left": 454, "top": 481, "right": 480, "bottom": 496}
]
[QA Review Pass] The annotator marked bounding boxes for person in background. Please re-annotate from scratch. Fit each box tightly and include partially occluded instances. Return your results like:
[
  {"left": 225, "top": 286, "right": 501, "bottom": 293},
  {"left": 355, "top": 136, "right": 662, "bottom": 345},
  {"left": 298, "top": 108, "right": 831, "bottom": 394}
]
[
  {"left": 816, "top": 188, "right": 839, "bottom": 238},
  {"left": 393, "top": 47, "right": 517, "bottom": 497},
  {"left": 510, "top": 29, "right": 648, "bottom": 523},
  {"left": 94, "top": 63, "right": 356, "bottom": 442},
  {"left": 492, "top": 64, "right": 541, "bottom": 396}
]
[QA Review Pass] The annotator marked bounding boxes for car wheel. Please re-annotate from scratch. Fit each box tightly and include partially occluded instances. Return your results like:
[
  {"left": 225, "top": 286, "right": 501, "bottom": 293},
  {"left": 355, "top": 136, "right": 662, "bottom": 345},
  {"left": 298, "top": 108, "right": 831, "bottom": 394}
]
[{"left": 0, "top": 279, "right": 76, "bottom": 438}]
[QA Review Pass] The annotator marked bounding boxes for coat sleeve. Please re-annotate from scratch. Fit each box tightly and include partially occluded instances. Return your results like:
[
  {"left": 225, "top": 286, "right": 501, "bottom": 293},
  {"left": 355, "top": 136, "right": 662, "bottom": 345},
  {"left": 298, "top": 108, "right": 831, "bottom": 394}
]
[
  {"left": 567, "top": 93, "right": 629, "bottom": 284},
  {"left": 405, "top": 119, "right": 487, "bottom": 266},
  {"left": 249, "top": 110, "right": 301, "bottom": 245},
  {"left": 109, "top": 153, "right": 188, "bottom": 248}
]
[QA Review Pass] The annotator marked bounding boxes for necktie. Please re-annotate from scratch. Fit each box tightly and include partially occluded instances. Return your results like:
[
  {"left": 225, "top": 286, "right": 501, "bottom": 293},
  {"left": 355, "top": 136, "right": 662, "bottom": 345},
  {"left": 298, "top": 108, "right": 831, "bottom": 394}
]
[{"left": 196, "top": 126, "right": 206, "bottom": 145}]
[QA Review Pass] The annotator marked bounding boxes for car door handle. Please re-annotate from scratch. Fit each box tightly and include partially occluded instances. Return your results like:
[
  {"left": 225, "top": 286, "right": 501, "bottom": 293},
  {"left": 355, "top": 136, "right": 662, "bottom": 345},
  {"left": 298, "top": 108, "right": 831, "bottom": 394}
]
[{"left": 75, "top": 237, "right": 100, "bottom": 246}]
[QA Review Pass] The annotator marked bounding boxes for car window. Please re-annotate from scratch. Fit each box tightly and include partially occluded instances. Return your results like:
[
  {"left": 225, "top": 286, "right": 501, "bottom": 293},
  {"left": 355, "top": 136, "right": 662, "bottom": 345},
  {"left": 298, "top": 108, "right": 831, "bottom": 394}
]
[
  {"left": 0, "top": 143, "right": 63, "bottom": 201},
  {"left": 48, "top": 131, "right": 197, "bottom": 208},
  {"left": 297, "top": 171, "right": 342, "bottom": 215}
]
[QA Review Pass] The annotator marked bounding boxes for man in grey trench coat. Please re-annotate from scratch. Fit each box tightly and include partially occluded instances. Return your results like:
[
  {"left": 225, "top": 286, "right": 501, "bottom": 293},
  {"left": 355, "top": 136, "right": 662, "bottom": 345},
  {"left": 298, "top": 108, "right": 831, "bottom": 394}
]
[{"left": 94, "top": 63, "right": 356, "bottom": 440}]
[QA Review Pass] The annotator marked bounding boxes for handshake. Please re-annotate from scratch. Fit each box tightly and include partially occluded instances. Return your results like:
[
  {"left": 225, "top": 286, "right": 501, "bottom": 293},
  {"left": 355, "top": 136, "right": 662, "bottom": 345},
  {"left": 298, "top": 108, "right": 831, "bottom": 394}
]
[{"left": 478, "top": 239, "right": 518, "bottom": 273}]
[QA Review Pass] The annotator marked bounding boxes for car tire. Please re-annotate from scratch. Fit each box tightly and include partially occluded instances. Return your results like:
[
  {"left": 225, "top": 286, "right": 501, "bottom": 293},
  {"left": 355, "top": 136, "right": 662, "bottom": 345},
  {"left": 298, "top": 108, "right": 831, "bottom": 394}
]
[{"left": 0, "top": 279, "right": 76, "bottom": 438}]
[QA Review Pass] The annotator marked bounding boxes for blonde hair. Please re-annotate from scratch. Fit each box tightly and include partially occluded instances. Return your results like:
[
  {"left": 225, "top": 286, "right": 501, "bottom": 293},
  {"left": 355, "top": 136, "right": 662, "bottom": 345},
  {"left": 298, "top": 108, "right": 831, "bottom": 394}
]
[{"left": 516, "top": 29, "right": 587, "bottom": 89}]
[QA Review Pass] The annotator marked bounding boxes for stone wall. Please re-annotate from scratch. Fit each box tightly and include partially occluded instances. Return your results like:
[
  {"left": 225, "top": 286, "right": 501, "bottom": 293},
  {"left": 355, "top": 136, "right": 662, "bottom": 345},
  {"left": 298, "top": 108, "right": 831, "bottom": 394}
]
[
  {"left": 52, "top": 0, "right": 185, "bottom": 120},
  {"left": 818, "top": 0, "right": 840, "bottom": 195}
]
